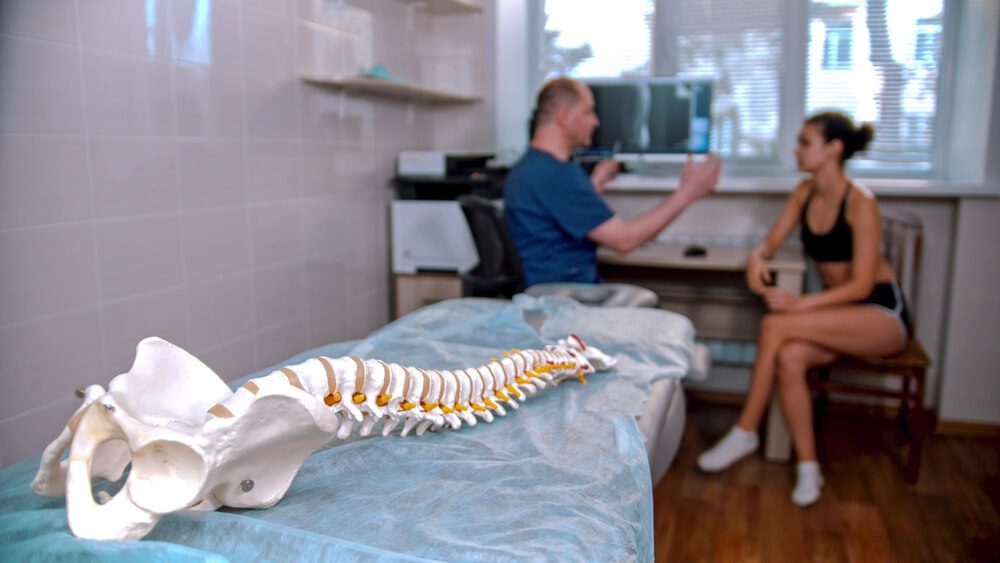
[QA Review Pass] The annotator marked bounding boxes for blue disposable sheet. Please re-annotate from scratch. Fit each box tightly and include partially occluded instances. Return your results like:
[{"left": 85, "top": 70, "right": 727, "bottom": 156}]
[{"left": 0, "top": 296, "right": 694, "bottom": 562}]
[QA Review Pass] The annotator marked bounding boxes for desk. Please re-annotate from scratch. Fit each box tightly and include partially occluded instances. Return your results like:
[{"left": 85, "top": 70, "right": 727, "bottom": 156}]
[{"left": 598, "top": 242, "right": 806, "bottom": 461}]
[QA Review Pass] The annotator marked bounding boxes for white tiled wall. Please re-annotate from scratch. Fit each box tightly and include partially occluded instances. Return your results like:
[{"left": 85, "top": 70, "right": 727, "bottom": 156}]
[{"left": 0, "top": 0, "right": 492, "bottom": 467}]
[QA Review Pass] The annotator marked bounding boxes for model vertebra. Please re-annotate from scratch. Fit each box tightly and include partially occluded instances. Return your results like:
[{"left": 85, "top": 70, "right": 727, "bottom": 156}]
[{"left": 30, "top": 334, "right": 615, "bottom": 541}]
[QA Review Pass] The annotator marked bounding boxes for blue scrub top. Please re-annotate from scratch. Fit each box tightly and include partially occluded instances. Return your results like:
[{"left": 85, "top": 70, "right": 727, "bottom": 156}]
[{"left": 503, "top": 148, "right": 614, "bottom": 286}]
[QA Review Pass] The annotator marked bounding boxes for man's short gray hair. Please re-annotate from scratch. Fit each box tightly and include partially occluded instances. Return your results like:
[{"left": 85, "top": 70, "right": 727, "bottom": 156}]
[{"left": 532, "top": 78, "right": 583, "bottom": 132}]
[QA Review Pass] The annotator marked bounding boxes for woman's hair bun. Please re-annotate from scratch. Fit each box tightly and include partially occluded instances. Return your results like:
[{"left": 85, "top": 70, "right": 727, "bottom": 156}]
[
  {"left": 855, "top": 123, "right": 875, "bottom": 153},
  {"left": 806, "top": 111, "right": 875, "bottom": 163}
]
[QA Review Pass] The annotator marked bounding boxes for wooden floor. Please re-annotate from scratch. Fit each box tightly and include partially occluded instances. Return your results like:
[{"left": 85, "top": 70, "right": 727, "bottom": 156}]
[{"left": 653, "top": 399, "right": 1000, "bottom": 562}]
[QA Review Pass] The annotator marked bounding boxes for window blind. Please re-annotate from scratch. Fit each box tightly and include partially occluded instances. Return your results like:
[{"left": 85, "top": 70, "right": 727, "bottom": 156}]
[
  {"left": 806, "top": 0, "right": 944, "bottom": 172},
  {"left": 660, "top": 0, "right": 787, "bottom": 158}
]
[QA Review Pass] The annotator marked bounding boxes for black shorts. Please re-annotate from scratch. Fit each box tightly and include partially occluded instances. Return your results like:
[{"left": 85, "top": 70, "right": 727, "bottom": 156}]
[{"left": 862, "top": 282, "right": 911, "bottom": 344}]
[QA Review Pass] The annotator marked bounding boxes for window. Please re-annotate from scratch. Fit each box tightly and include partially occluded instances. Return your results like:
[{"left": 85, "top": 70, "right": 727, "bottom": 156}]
[
  {"left": 535, "top": 0, "right": 949, "bottom": 175},
  {"left": 914, "top": 18, "right": 941, "bottom": 65},
  {"left": 806, "top": 0, "right": 944, "bottom": 173},
  {"left": 657, "top": 0, "right": 787, "bottom": 159},
  {"left": 822, "top": 23, "right": 853, "bottom": 70},
  {"left": 540, "top": 0, "right": 655, "bottom": 80}
]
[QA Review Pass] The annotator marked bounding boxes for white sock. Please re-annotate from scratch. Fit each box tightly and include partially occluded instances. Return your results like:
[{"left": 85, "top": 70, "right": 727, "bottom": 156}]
[
  {"left": 697, "top": 426, "right": 759, "bottom": 472},
  {"left": 792, "top": 461, "right": 824, "bottom": 507}
]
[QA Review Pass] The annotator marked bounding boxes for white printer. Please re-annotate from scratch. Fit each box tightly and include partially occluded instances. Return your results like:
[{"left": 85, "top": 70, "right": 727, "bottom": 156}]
[
  {"left": 391, "top": 151, "right": 505, "bottom": 275},
  {"left": 390, "top": 200, "right": 478, "bottom": 274}
]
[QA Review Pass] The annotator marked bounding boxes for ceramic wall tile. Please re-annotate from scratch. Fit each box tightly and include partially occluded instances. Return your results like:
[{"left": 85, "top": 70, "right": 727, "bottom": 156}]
[
  {"left": 245, "top": 140, "right": 303, "bottom": 201},
  {"left": 89, "top": 136, "right": 181, "bottom": 219},
  {"left": 95, "top": 214, "right": 185, "bottom": 301},
  {"left": 82, "top": 51, "right": 176, "bottom": 136},
  {"left": 0, "top": 0, "right": 79, "bottom": 44},
  {"left": 78, "top": 0, "right": 173, "bottom": 59},
  {"left": 249, "top": 201, "right": 305, "bottom": 266},
  {"left": 0, "top": 396, "right": 81, "bottom": 470},
  {"left": 0, "top": 308, "right": 104, "bottom": 419},
  {"left": 177, "top": 139, "right": 247, "bottom": 210},
  {"left": 174, "top": 63, "right": 246, "bottom": 137},
  {"left": 253, "top": 262, "right": 307, "bottom": 326},
  {"left": 170, "top": 0, "right": 242, "bottom": 70},
  {"left": 254, "top": 315, "right": 309, "bottom": 369},
  {"left": 0, "top": 35, "right": 85, "bottom": 134},
  {"left": 182, "top": 206, "right": 251, "bottom": 281},
  {"left": 243, "top": 0, "right": 294, "bottom": 17},
  {"left": 0, "top": 134, "right": 92, "bottom": 230},
  {"left": 301, "top": 196, "right": 352, "bottom": 258},
  {"left": 186, "top": 271, "right": 255, "bottom": 347},
  {"left": 297, "top": 76, "right": 349, "bottom": 140},
  {"left": 303, "top": 257, "right": 346, "bottom": 311},
  {"left": 241, "top": 6, "right": 295, "bottom": 79},
  {"left": 299, "top": 141, "right": 340, "bottom": 196},
  {"left": 101, "top": 287, "right": 191, "bottom": 374},
  {"left": 0, "top": 224, "right": 100, "bottom": 325},
  {"left": 191, "top": 333, "right": 258, "bottom": 383},
  {"left": 243, "top": 73, "right": 301, "bottom": 140}
]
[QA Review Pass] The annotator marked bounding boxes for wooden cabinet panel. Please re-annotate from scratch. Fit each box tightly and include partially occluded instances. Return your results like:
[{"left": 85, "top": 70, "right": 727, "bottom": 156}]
[{"left": 393, "top": 274, "right": 462, "bottom": 319}]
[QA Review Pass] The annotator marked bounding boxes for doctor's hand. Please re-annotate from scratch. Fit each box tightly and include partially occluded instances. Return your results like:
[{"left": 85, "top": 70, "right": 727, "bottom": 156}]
[
  {"left": 763, "top": 287, "right": 799, "bottom": 312},
  {"left": 677, "top": 153, "right": 723, "bottom": 205},
  {"left": 590, "top": 159, "right": 620, "bottom": 194}
]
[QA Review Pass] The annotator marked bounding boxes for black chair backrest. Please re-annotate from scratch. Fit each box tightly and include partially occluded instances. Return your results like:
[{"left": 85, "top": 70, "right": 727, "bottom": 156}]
[{"left": 456, "top": 194, "right": 526, "bottom": 297}]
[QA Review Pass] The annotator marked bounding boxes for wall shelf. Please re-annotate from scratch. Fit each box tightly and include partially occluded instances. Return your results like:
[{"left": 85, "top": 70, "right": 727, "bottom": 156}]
[
  {"left": 301, "top": 75, "right": 481, "bottom": 104},
  {"left": 398, "top": 0, "right": 482, "bottom": 15}
]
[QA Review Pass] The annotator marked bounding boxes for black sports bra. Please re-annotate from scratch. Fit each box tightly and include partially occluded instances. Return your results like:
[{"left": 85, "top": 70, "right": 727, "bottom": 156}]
[{"left": 800, "top": 183, "right": 853, "bottom": 262}]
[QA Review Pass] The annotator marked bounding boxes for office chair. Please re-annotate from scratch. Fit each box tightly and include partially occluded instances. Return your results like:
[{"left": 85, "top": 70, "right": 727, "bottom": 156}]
[
  {"left": 456, "top": 194, "right": 526, "bottom": 298},
  {"left": 809, "top": 206, "right": 931, "bottom": 483},
  {"left": 456, "top": 195, "right": 659, "bottom": 307}
]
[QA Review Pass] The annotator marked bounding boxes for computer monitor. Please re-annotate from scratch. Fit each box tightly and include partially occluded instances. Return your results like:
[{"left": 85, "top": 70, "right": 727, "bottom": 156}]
[{"left": 580, "top": 77, "right": 713, "bottom": 159}]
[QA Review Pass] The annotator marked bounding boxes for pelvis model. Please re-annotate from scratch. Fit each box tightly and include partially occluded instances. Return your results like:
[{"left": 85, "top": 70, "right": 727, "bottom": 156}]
[{"left": 30, "top": 334, "right": 616, "bottom": 541}]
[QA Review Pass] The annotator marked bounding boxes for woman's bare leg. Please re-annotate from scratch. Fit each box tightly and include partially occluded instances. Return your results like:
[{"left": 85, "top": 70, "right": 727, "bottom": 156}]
[
  {"left": 698, "top": 305, "right": 904, "bottom": 474},
  {"left": 736, "top": 306, "right": 903, "bottom": 433},
  {"left": 774, "top": 340, "right": 837, "bottom": 461},
  {"left": 735, "top": 315, "right": 785, "bottom": 431}
]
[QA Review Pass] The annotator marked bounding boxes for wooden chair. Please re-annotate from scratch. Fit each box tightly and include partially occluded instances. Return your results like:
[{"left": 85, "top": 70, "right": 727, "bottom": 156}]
[{"left": 809, "top": 207, "right": 932, "bottom": 483}]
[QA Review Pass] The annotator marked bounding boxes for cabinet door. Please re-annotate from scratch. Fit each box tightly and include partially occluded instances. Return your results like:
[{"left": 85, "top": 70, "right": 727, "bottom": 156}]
[{"left": 393, "top": 274, "right": 462, "bottom": 319}]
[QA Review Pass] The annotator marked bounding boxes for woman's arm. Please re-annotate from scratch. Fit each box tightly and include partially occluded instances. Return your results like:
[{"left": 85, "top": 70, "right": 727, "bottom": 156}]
[
  {"left": 767, "top": 188, "right": 882, "bottom": 311},
  {"left": 746, "top": 182, "right": 811, "bottom": 295}
]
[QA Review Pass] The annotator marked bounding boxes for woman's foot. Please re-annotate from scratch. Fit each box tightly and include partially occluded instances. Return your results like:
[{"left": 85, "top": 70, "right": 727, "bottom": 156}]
[
  {"left": 697, "top": 426, "right": 759, "bottom": 472},
  {"left": 792, "top": 461, "right": 824, "bottom": 507}
]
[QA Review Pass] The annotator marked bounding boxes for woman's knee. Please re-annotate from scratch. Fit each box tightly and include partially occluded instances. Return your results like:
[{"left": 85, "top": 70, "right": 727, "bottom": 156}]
[
  {"left": 759, "top": 313, "right": 789, "bottom": 344},
  {"left": 776, "top": 343, "right": 809, "bottom": 385}
]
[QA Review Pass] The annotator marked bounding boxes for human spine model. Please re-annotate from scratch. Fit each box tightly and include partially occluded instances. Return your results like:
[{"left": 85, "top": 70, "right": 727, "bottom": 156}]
[{"left": 31, "top": 335, "right": 616, "bottom": 541}]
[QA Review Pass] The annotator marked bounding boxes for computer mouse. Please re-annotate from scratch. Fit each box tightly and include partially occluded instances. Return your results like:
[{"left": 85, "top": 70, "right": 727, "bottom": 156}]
[{"left": 683, "top": 245, "right": 708, "bottom": 258}]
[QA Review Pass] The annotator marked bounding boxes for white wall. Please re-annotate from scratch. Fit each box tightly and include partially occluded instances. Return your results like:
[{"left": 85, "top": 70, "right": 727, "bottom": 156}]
[
  {"left": 937, "top": 23, "right": 1000, "bottom": 424},
  {"left": 0, "top": 0, "right": 493, "bottom": 467},
  {"left": 939, "top": 199, "right": 1000, "bottom": 424}
]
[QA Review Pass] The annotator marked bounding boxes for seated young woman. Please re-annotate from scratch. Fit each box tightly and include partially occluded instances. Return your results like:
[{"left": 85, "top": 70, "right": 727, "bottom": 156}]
[{"left": 697, "top": 111, "right": 911, "bottom": 507}]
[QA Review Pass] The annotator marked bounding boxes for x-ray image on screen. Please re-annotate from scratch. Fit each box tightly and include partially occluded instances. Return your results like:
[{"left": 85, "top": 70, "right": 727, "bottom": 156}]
[{"left": 582, "top": 78, "right": 713, "bottom": 156}]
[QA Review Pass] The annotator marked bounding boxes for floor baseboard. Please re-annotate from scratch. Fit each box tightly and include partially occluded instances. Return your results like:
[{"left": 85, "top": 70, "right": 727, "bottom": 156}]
[{"left": 934, "top": 418, "right": 1000, "bottom": 438}]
